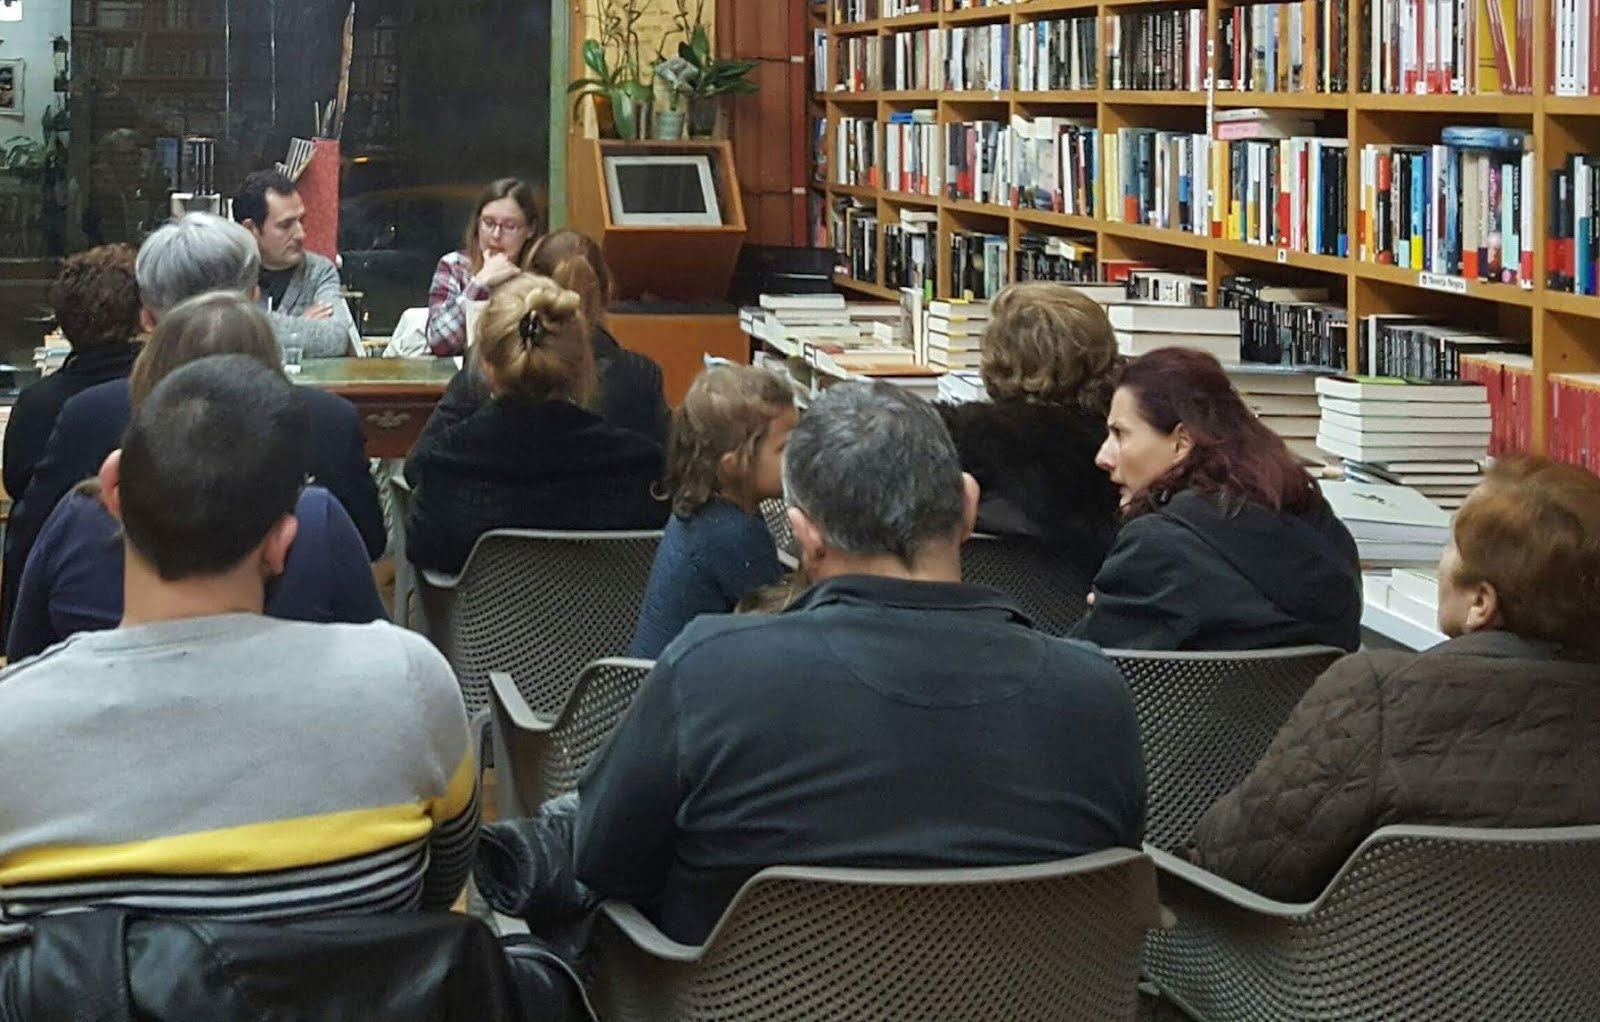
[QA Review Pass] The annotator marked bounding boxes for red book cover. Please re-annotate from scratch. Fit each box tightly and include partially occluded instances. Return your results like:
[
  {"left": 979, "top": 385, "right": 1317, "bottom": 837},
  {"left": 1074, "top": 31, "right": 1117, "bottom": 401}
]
[
  {"left": 1549, "top": 378, "right": 1567, "bottom": 464},
  {"left": 1587, "top": 385, "right": 1600, "bottom": 474}
]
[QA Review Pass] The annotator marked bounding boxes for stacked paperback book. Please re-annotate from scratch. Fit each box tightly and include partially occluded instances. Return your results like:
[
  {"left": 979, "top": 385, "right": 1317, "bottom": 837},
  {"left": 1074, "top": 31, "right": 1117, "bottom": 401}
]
[
  {"left": 925, "top": 300, "right": 988, "bottom": 372},
  {"left": 1228, "top": 364, "right": 1331, "bottom": 464},
  {"left": 34, "top": 332, "right": 69, "bottom": 377},
  {"left": 1323, "top": 479, "right": 1455, "bottom": 567},
  {"left": 1107, "top": 304, "right": 1242, "bottom": 362},
  {"left": 1315, "top": 376, "right": 1491, "bottom": 509}
]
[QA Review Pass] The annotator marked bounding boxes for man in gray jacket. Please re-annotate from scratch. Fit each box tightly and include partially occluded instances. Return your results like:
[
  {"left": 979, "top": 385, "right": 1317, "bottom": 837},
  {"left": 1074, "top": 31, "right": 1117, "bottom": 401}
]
[{"left": 233, "top": 169, "right": 357, "bottom": 357}]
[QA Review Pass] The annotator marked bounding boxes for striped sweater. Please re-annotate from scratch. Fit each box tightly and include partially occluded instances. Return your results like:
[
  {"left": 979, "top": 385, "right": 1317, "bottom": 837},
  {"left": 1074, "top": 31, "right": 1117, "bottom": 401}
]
[{"left": 0, "top": 614, "right": 478, "bottom": 922}]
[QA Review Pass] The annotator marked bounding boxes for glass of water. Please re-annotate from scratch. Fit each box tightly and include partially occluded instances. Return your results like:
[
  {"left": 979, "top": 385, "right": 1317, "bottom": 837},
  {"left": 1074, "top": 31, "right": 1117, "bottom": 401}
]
[{"left": 281, "top": 344, "right": 304, "bottom": 375}]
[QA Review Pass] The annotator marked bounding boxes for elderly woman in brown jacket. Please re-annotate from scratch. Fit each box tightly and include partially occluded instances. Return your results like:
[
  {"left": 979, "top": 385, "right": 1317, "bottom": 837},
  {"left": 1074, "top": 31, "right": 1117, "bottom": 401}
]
[{"left": 1191, "top": 456, "right": 1600, "bottom": 902}]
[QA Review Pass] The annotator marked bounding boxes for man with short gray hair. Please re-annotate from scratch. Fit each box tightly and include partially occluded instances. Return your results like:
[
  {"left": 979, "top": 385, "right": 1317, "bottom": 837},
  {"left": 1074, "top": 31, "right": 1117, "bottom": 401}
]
[
  {"left": 134, "top": 212, "right": 260, "bottom": 323},
  {"left": 574, "top": 380, "right": 1146, "bottom": 945}
]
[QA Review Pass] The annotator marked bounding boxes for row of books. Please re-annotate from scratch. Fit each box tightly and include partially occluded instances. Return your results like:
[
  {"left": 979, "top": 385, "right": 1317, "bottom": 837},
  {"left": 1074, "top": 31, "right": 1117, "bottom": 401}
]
[
  {"left": 1216, "top": 0, "right": 1350, "bottom": 93},
  {"left": 1361, "top": 0, "right": 1534, "bottom": 94},
  {"left": 1546, "top": 372, "right": 1600, "bottom": 473},
  {"left": 885, "top": 211, "right": 938, "bottom": 295},
  {"left": 1356, "top": 128, "right": 1535, "bottom": 285},
  {"left": 1358, "top": 314, "right": 1527, "bottom": 378},
  {"left": 831, "top": 199, "right": 878, "bottom": 283},
  {"left": 1548, "top": 153, "right": 1600, "bottom": 294},
  {"left": 1106, "top": 9, "right": 1209, "bottom": 92},
  {"left": 827, "top": 0, "right": 930, "bottom": 22},
  {"left": 828, "top": 19, "right": 1097, "bottom": 93},
  {"left": 1219, "top": 276, "right": 1349, "bottom": 369},
  {"left": 949, "top": 230, "right": 1011, "bottom": 299},
  {"left": 1014, "top": 233, "right": 1098, "bottom": 283},
  {"left": 1458, "top": 351, "right": 1536, "bottom": 454},
  {"left": 1552, "top": 0, "right": 1600, "bottom": 94}
]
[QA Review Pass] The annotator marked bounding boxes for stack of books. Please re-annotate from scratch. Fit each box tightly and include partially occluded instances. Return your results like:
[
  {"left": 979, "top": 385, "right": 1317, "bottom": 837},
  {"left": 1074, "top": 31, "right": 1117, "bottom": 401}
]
[
  {"left": 925, "top": 299, "right": 989, "bottom": 372},
  {"left": 1323, "top": 479, "right": 1455, "bottom": 567},
  {"left": 1228, "top": 364, "right": 1332, "bottom": 464},
  {"left": 1107, "top": 304, "right": 1242, "bottom": 361},
  {"left": 1315, "top": 376, "right": 1491, "bottom": 509},
  {"left": 1382, "top": 568, "right": 1442, "bottom": 627},
  {"left": 937, "top": 371, "right": 987, "bottom": 404},
  {"left": 34, "top": 332, "right": 69, "bottom": 377}
]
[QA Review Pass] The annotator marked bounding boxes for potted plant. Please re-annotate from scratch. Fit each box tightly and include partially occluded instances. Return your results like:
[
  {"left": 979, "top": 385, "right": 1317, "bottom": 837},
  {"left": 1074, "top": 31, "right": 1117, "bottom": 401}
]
[
  {"left": 568, "top": 39, "right": 653, "bottom": 140},
  {"left": 652, "top": 55, "right": 696, "bottom": 139},
  {"left": 676, "top": 24, "right": 758, "bottom": 138}
]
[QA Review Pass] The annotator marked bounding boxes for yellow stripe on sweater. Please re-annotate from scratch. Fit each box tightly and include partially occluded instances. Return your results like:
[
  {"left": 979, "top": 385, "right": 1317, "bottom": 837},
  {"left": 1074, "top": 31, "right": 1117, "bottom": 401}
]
[{"left": 0, "top": 804, "right": 438, "bottom": 886}]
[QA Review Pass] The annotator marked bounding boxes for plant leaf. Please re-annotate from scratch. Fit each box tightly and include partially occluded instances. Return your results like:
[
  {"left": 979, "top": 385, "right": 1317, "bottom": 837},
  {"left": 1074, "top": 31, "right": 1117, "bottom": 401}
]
[
  {"left": 582, "top": 39, "right": 607, "bottom": 77},
  {"left": 613, "top": 93, "right": 637, "bottom": 139}
]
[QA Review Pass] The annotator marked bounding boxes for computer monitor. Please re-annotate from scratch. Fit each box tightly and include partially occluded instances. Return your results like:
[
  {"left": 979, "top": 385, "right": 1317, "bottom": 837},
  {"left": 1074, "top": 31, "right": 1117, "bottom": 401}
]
[{"left": 603, "top": 154, "right": 723, "bottom": 227}]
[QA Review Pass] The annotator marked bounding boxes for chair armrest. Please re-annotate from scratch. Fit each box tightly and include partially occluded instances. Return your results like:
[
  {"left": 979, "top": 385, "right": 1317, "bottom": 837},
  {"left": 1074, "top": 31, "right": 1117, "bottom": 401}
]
[
  {"left": 418, "top": 569, "right": 460, "bottom": 590},
  {"left": 488, "top": 672, "right": 555, "bottom": 734},
  {"left": 599, "top": 901, "right": 707, "bottom": 963},
  {"left": 1145, "top": 846, "right": 1316, "bottom": 919}
]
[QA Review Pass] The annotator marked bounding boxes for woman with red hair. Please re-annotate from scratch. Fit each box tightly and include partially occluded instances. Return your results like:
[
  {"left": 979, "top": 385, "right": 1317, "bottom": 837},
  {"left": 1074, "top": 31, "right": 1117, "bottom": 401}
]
[{"left": 1069, "top": 347, "right": 1361, "bottom": 651}]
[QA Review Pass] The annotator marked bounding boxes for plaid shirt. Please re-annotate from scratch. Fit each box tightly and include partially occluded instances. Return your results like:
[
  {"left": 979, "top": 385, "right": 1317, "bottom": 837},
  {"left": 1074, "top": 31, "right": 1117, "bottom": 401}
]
[{"left": 425, "top": 251, "right": 490, "bottom": 357}]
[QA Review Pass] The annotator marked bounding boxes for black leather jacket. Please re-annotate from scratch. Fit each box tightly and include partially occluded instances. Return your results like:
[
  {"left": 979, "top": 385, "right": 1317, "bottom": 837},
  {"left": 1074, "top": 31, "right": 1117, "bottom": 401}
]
[{"left": 0, "top": 910, "right": 582, "bottom": 1021}]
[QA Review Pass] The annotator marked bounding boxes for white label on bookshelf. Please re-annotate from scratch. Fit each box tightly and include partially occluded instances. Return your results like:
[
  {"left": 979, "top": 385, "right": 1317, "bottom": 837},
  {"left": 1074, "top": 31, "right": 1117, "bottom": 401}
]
[
  {"left": 1277, "top": 248, "right": 1289, "bottom": 264},
  {"left": 1418, "top": 272, "right": 1468, "bottom": 295}
]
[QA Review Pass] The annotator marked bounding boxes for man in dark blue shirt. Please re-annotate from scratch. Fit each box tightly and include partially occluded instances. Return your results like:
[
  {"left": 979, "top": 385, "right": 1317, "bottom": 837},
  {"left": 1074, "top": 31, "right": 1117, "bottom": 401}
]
[{"left": 575, "top": 380, "right": 1146, "bottom": 945}]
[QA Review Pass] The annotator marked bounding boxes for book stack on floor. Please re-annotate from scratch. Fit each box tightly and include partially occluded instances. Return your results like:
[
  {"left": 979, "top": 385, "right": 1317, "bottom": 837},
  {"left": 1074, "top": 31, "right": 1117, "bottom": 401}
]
[
  {"left": 1228, "top": 364, "right": 1334, "bottom": 465},
  {"left": 925, "top": 299, "right": 989, "bottom": 372},
  {"left": 1108, "top": 303, "right": 1242, "bottom": 362},
  {"left": 1323, "top": 479, "right": 1455, "bottom": 567},
  {"left": 34, "top": 331, "right": 69, "bottom": 377},
  {"left": 1382, "top": 568, "right": 1442, "bottom": 630},
  {"left": 937, "top": 371, "right": 987, "bottom": 405},
  {"left": 1315, "top": 375, "right": 1491, "bottom": 509}
]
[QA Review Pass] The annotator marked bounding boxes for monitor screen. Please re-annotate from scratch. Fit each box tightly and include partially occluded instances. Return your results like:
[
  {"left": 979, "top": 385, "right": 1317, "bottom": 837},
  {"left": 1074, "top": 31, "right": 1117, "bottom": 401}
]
[{"left": 604, "top": 154, "right": 723, "bottom": 227}]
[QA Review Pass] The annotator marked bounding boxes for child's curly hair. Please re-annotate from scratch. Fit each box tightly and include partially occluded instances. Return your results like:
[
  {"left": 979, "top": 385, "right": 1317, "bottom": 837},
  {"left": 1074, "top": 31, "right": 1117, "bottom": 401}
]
[{"left": 662, "top": 365, "right": 794, "bottom": 517}]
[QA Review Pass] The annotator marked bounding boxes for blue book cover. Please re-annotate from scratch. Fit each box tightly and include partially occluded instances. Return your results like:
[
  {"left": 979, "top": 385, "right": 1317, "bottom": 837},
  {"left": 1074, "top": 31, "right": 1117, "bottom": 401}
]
[{"left": 1439, "top": 126, "right": 1530, "bottom": 152}]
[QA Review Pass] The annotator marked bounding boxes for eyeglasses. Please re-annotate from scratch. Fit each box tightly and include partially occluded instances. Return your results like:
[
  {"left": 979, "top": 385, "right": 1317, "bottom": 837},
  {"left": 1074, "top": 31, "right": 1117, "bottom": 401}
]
[{"left": 479, "top": 217, "right": 528, "bottom": 237}]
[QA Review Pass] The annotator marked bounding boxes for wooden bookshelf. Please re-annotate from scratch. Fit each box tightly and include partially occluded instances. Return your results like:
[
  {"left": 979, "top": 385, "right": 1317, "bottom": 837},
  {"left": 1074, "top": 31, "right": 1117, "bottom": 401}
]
[{"left": 812, "top": 0, "right": 1600, "bottom": 456}]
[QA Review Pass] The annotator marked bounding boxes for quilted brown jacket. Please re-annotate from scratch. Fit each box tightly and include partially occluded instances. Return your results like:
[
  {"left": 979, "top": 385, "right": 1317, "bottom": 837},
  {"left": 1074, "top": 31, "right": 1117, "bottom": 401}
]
[{"left": 1191, "top": 630, "right": 1600, "bottom": 901}]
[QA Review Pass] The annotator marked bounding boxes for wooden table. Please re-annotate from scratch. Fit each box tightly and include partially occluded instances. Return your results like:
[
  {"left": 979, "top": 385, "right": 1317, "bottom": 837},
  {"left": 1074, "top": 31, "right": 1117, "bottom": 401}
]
[{"left": 295, "top": 357, "right": 458, "bottom": 459}]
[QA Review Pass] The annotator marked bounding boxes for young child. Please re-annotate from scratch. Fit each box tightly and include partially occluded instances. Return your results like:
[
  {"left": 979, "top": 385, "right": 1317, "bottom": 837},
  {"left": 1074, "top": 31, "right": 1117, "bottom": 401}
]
[{"left": 629, "top": 365, "right": 799, "bottom": 659}]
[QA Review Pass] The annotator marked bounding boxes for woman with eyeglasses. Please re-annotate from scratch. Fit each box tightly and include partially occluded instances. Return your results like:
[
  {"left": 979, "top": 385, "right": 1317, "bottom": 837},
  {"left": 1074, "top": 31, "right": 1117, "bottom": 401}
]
[{"left": 424, "top": 178, "right": 541, "bottom": 357}]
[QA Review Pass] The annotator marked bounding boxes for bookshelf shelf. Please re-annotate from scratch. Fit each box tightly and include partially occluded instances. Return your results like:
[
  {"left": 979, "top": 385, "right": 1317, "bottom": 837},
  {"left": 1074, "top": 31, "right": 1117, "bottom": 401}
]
[
  {"left": 811, "top": 0, "right": 1600, "bottom": 458},
  {"left": 1355, "top": 92, "right": 1537, "bottom": 114},
  {"left": 1543, "top": 291, "right": 1600, "bottom": 322},
  {"left": 1212, "top": 91, "right": 1346, "bottom": 109},
  {"left": 834, "top": 273, "right": 899, "bottom": 300}
]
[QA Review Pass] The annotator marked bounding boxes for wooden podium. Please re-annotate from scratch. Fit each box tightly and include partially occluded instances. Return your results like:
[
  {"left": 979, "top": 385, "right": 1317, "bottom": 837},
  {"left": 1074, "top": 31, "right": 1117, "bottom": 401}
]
[
  {"left": 568, "top": 138, "right": 752, "bottom": 404},
  {"left": 569, "top": 138, "right": 747, "bottom": 303}
]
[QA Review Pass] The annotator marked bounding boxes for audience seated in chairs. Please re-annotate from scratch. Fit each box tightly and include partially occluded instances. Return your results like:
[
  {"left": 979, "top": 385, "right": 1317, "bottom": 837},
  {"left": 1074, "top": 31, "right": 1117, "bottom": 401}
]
[
  {"left": 0, "top": 212, "right": 385, "bottom": 656},
  {"left": 552, "top": 380, "right": 1144, "bottom": 945},
  {"left": 7, "top": 293, "right": 387, "bottom": 660},
  {"left": 404, "top": 270, "right": 667, "bottom": 576},
  {"left": 1070, "top": 347, "right": 1362, "bottom": 652},
  {"left": 1191, "top": 456, "right": 1600, "bottom": 901},
  {"left": 0, "top": 355, "right": 477, "bottom": 922},
  {"left": 3, "top": 245, "right": 142, "bottom": 502},
  {"left": 629, "top": 364, "right": 796, "bottom": 658},
  {"left": 935, "top": 281, "right": 1122, "bottom": 580}
]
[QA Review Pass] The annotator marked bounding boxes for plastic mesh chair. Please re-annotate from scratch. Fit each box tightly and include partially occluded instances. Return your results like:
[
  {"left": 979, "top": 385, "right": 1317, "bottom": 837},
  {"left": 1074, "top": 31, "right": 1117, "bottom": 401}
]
[
  {"left": 759, "top": 498, "right": 798, "bottom": 563},
  {"left": 960, "top": 534, "right": 1092, "bottom": 637},
  {"left": 1143, "top": 825, "right": 1600, "bottom": 1021},
  {"left": 592, "top": 850, "right": 1160, "bottom": 1022},
  {"left": 487, "top": 658, "right": 652, "bottom": 816},
  {"left": 417, "top": 530, "right": 662, "bottom": 721},
  {"left": 385, "top": 473, "right": 417, "bottom": 630},
  {"left": 1107, "top": 647, "right": 1343, "bottom": 853}
]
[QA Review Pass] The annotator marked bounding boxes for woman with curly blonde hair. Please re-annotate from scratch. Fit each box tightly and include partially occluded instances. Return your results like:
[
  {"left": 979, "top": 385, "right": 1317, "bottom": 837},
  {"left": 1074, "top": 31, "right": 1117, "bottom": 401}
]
[
  {"left": 404, "top": 269, "right": 667, "bottom": 575},
  {"left": 935, "top": 281, "right": 1122, "bottom": 578}
]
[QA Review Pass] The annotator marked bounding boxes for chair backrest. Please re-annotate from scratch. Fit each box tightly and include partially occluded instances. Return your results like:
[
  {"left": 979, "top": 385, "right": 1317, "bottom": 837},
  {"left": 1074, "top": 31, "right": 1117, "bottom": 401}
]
[
  {"left": 1109, "top": 646, "right": 1343, "bottom": 851},
  {"left": 598, "top": 850, "right": 1159, "bottom": 1022},
  {"left": 443, "top": 529, "right": 662, "bottom": 717},
  {"left": 758, "top": 498, "right": 797, "bottom": 561},
  {"left": 960, "top": 534, "right": 1092, "bottom": 637},
  {"left": 1150, "top": 825, "right": 1600, "bottom": 1020},
  {"left": 489, "top": 658, "right": 653, "bottom": 815}
]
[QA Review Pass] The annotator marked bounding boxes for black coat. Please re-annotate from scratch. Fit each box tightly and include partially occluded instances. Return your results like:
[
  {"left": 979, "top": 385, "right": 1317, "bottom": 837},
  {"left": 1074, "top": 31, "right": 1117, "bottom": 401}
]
[
  {"left": 2, "top": 343, "right": 140, "bottom": 500},
  {"left": 0, "top": 378, "right": 385, "bottom": 655},
  {"left": 409, "top": 327, "right": 669, "bottom": 461},
  {"left": 404, "top": 397, "right": 668, "bottom": 576},
  {"left": 1070, "top": 489, "right": 1363, "bottom": 652},
  {"left": 937, "top": 398, "right": 1121, "bottom": 580}
]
